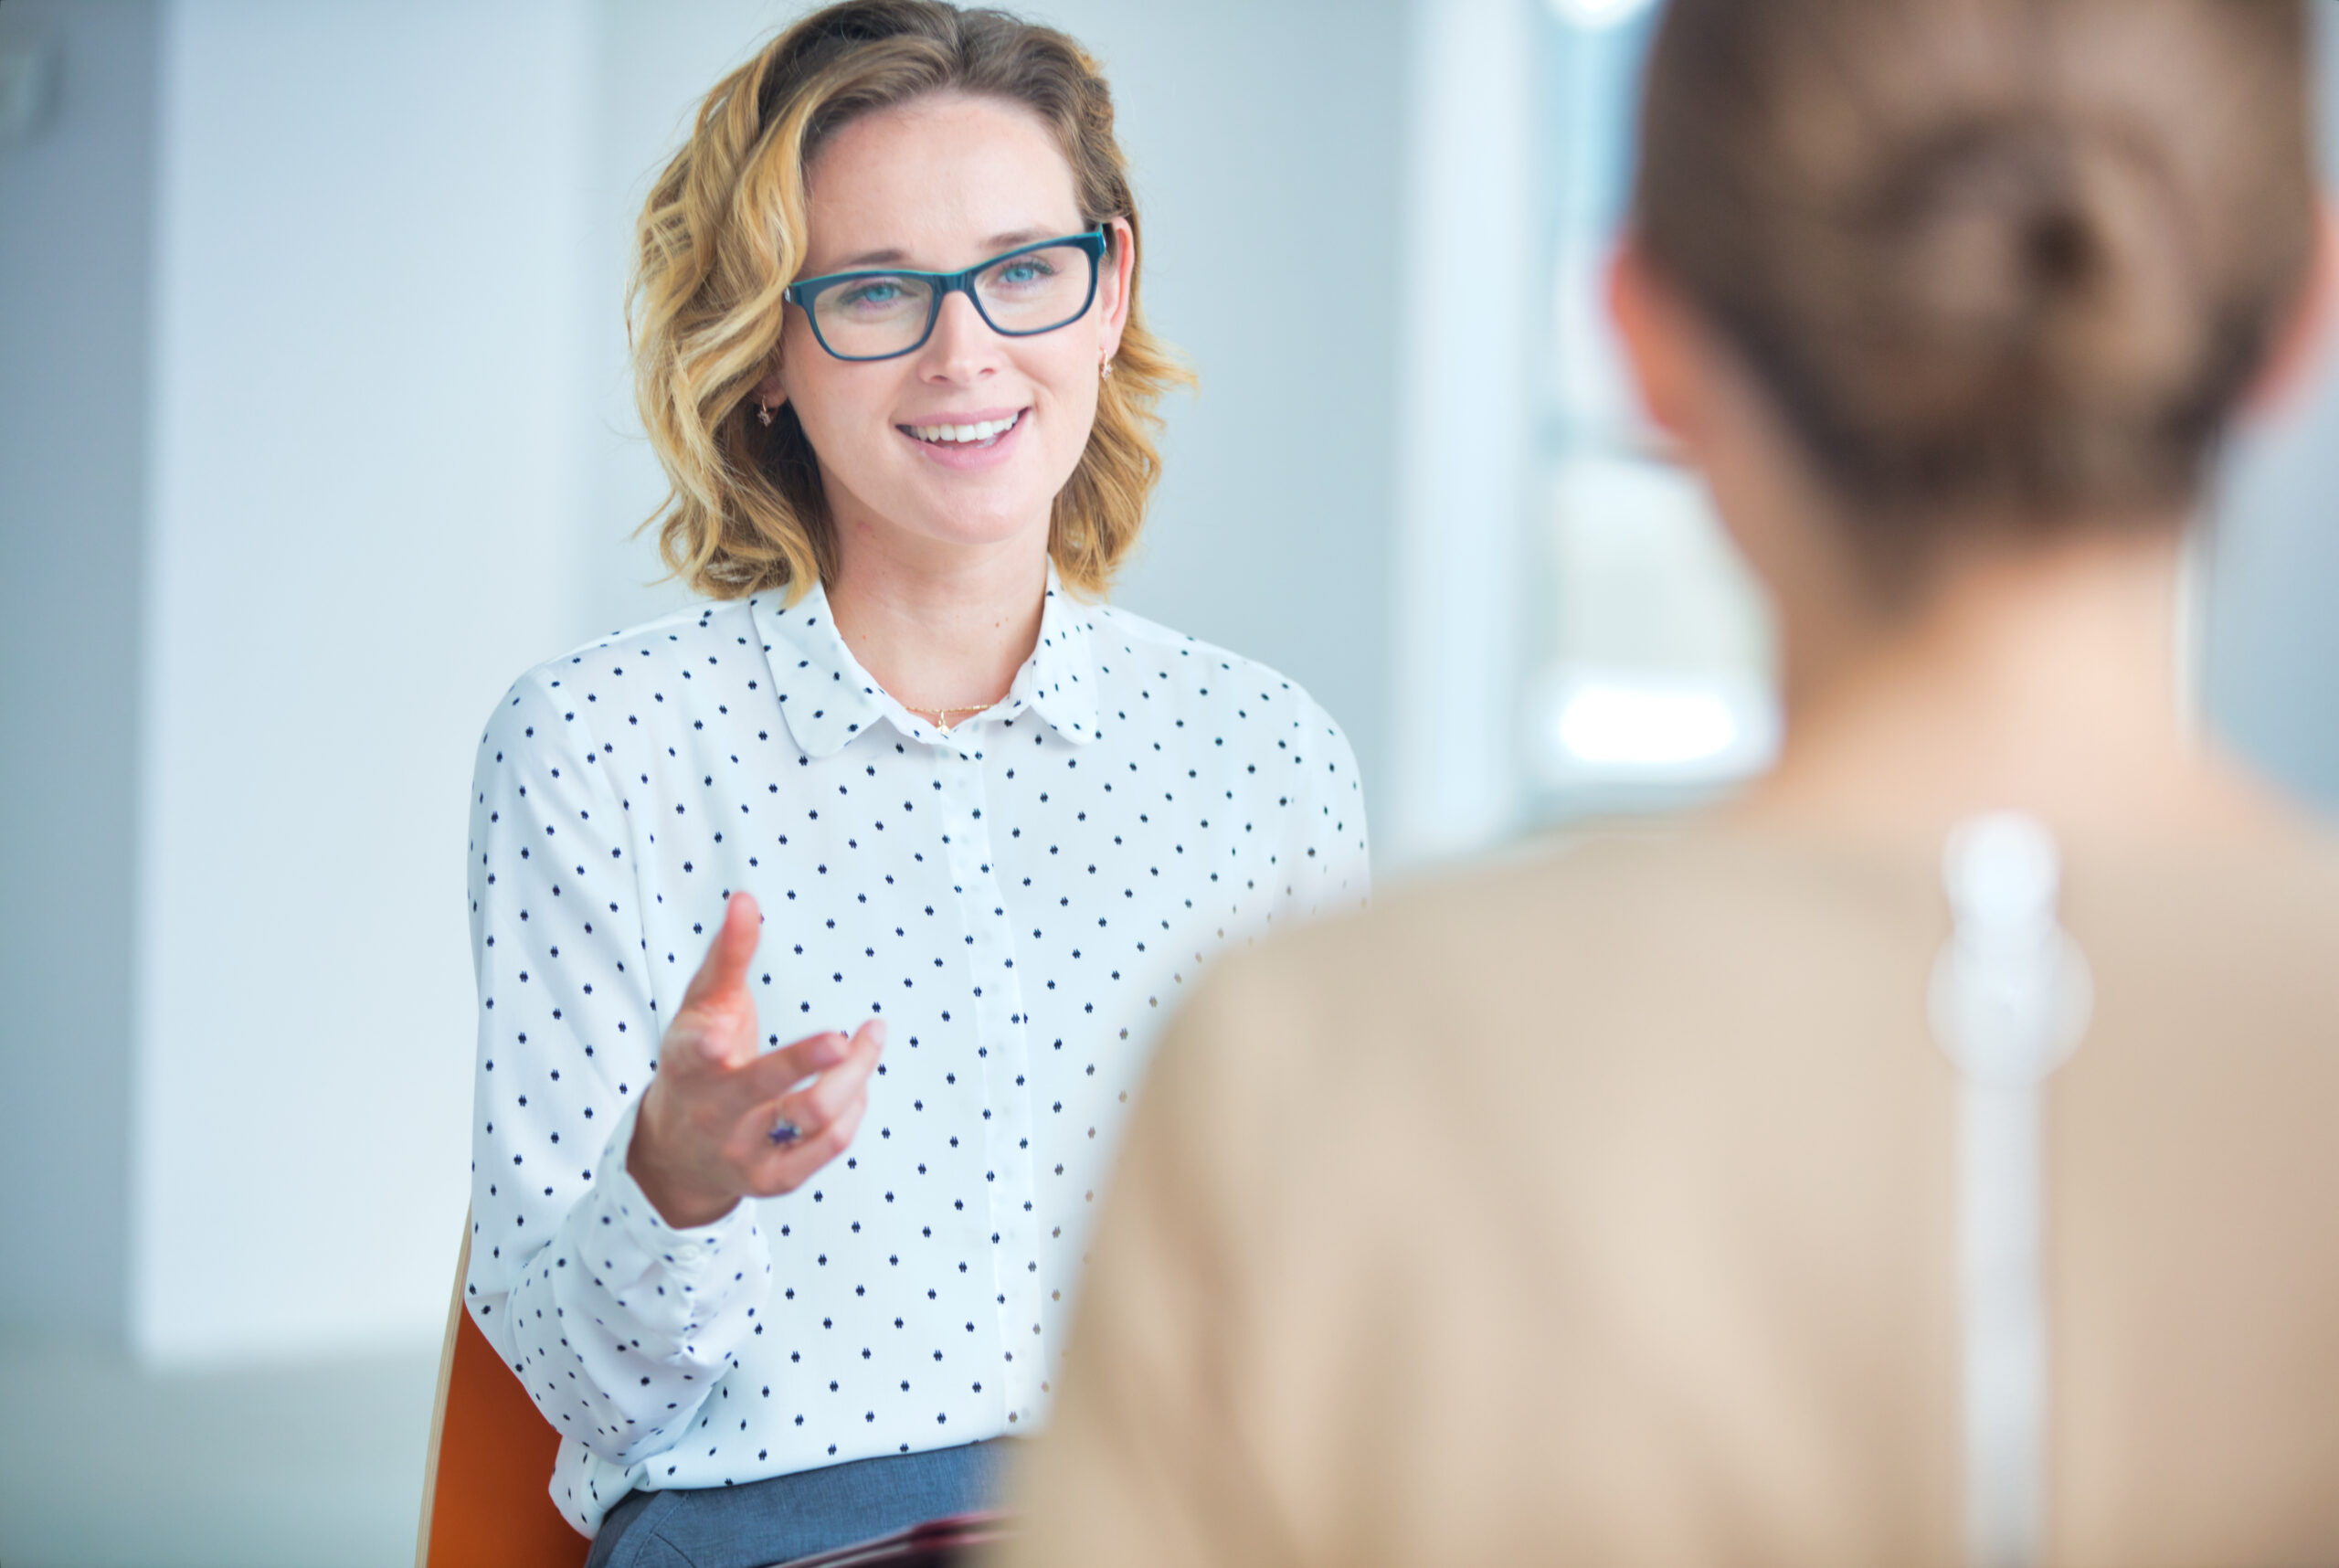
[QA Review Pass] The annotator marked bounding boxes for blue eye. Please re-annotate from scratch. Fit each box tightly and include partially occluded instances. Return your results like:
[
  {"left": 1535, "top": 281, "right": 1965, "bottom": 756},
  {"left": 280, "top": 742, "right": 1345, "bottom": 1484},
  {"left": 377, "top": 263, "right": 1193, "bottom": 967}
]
[
  {"left": 837, "top": 280, "right": 906, "bottom": 310},
  {"left": 995, "top": 259, "right": 1056, "bottom": 287}
]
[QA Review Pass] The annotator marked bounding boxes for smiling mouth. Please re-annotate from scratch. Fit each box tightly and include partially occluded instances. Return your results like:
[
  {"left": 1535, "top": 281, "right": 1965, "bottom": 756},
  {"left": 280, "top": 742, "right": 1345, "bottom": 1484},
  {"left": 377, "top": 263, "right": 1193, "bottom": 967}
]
[{"left": 901, "top": 410, "right": 1025, "bottom": 448}]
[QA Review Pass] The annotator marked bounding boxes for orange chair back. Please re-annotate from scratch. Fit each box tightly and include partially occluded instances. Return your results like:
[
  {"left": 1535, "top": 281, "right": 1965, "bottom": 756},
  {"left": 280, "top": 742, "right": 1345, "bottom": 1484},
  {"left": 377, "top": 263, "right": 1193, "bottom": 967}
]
[{"left": 417, "top": 1226, "right": 591, "bottom": 1568}]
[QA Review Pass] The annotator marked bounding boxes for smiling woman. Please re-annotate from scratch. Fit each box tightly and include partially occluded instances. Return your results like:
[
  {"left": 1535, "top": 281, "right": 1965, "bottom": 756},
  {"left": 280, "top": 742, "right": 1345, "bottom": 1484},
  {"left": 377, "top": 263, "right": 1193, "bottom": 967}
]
[
  {"left": 630, "top": 6, "right": 1186, "bottom": 609},
  {"left": 749, "top": 90, "right": 1137, "bottom": 655},
  {"left": 459, "top": 4, "right": 1370, "bottom": 1565}
]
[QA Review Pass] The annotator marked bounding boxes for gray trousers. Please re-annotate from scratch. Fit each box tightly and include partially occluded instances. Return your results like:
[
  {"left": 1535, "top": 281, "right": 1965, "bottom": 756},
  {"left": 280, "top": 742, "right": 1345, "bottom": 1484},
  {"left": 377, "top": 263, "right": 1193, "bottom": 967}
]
[{"left": 583, "top": 1440, "right": 1011, "bottom": 1568}]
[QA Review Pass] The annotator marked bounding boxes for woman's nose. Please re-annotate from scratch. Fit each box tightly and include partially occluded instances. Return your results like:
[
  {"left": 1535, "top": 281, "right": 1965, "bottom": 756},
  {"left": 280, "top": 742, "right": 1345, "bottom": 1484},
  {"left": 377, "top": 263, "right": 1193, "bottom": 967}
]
[{"left": 917, "top": 289, "right": 1002, "bottom": 379}]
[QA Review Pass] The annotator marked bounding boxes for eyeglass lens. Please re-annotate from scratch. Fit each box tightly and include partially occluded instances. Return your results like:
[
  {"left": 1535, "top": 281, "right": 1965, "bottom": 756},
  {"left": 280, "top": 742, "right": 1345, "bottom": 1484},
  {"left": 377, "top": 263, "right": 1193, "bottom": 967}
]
[{"left": 811, "top": 244, "right": 1095, "bottom": 358}]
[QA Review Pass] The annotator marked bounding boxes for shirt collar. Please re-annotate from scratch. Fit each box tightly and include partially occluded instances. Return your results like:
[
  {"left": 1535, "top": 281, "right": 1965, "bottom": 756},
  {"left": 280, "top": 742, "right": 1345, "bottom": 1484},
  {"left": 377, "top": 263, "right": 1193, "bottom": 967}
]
[
  {"left": 750, "top": 563, "right": 1102, "bottom": 760},
  {"left": 1012, "top": 565, "right": 1103, "bottom": 747}
]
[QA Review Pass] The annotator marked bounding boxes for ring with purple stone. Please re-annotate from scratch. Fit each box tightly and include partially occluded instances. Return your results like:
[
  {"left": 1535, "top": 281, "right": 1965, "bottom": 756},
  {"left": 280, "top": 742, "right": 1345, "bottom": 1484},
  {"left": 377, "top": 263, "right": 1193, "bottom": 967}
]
[{"left": 767, "top": 1116, "right": 804, "bottom": 1147}]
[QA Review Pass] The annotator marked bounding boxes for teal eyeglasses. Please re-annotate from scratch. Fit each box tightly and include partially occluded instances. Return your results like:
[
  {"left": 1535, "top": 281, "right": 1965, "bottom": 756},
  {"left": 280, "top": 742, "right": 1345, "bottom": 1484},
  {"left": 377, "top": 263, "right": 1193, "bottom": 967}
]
[{"left": 784, "top": 228, "right": 1109, "bottom": 362}]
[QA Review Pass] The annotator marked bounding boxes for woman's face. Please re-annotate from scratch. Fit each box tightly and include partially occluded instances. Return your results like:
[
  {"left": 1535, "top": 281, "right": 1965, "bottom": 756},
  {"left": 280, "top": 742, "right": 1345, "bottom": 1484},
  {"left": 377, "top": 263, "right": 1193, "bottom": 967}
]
[{"left": 767, "top": 92, "right": 1134, "bottom": 568}]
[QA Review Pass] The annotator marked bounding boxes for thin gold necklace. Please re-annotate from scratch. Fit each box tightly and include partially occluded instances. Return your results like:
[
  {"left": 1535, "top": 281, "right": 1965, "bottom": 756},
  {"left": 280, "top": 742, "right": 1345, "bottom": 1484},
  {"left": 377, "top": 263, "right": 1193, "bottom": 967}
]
[{"left": 906, "top": 694, "right": 1009, "bottom": 734}]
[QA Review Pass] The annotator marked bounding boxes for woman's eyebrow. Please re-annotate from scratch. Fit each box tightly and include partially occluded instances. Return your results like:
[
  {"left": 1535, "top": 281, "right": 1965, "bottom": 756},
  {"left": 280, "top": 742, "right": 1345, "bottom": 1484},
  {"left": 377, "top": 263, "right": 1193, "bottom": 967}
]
[
  {"left": 830, "top": 246, "right": 911, "bottom": 269},
  {"left": 979, "top": 227, "right": 1057, "bottom": 251},
  {"left": 822, "top": 228, "right": 1067, "bottom": 271}
]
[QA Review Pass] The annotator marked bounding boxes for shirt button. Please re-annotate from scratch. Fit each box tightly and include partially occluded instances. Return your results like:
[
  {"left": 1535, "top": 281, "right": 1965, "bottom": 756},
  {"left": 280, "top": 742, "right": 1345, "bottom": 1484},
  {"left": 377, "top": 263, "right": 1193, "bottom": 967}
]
[{"left": 673, "top": 1242, "right": 705, "bottom": 1263}]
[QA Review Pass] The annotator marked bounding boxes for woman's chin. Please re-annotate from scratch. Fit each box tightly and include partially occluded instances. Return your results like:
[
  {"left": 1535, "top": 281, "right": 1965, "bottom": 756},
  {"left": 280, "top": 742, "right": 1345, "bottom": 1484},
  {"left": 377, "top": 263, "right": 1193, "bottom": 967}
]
[
  {"left": 890, "top": 479, "right": 1065, "bottom": 553},
  {"left": 858, "top": 499, "right": 1054, "bottom": 563}
]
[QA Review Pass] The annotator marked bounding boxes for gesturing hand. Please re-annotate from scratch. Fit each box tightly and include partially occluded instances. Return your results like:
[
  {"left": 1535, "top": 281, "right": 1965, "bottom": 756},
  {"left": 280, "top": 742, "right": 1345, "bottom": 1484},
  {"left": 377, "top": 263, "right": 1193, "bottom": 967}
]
[{"left": 627, "top": 891, "right": 885, "bottom": 1230}]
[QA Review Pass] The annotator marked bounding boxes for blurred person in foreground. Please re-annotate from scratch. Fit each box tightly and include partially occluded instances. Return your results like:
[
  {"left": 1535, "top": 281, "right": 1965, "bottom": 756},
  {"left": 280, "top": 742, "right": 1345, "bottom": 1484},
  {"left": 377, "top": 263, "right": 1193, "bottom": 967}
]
[
  {"left": 461, "top": 3, "right": 1367, "bottom": 1562},
  {"left": 1007, "top": 1, "right": 2339, "bottom": 1563}
]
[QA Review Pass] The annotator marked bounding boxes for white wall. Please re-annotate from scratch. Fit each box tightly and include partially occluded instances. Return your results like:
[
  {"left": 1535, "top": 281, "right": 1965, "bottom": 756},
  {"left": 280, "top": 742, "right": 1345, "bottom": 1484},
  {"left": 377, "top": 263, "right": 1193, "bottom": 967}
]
[
  {"left": 135, "top": 0, "right": 594, "bottom": 1361},
  {"left": 1386, "top": 0, "right": 1533, "bottom": 863},
  {"left": 0, "top": 0, "right": 157, "bottom": 1343},
  {"left": 570, "top": 0, "right": 782, "bottom": 642}
]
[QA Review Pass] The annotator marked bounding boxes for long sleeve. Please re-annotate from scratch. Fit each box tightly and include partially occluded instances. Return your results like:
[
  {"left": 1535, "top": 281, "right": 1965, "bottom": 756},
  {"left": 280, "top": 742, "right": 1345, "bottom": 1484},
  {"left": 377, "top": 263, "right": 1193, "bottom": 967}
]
[{"left": 464, "top": 668, "right": 773, "bottom": 1477}]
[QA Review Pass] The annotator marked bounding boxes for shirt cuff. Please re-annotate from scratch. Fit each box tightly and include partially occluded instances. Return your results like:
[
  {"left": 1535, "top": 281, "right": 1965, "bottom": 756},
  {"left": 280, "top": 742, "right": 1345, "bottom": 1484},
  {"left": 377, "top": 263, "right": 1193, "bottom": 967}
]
[{"left": 590, "top": 1098, "right": 764, "bottom": 1290}]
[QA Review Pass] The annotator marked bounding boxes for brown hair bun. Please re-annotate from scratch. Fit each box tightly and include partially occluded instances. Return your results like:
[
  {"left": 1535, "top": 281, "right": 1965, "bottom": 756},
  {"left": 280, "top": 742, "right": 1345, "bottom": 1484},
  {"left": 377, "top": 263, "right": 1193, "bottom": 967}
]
[{"left": 1636, "top": 0, "right": 2317, "bottom": 582}]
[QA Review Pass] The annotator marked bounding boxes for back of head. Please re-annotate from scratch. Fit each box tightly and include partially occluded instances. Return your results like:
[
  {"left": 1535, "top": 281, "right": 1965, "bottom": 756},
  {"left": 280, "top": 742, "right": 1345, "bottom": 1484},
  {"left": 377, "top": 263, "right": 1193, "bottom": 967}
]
[{"left": 1635, "top": 0, "right": 2317, "bottom": 582}]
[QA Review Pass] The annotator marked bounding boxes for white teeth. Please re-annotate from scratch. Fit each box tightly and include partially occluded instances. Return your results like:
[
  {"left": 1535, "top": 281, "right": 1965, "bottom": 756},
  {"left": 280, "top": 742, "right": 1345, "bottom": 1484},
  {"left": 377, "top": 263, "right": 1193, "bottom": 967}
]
[{"left": 909, "top": 415, "right": 1018, "bottom": 444}]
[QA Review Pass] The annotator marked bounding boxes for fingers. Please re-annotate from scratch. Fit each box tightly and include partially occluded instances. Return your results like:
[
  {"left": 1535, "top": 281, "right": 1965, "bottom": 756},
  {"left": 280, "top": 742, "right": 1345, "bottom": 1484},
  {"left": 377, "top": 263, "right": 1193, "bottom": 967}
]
[
  {"left": 749, "top": 1093, "right": 869, "bottom": 1194},
  {"left": 735, "top": 1024, "right": 857, "bottom": 1102},
  {"left": 740, "top": 1019, "right": 885, "bottom": 1193},
  {"left": 678, "top": 892, "right": 762, "bottom": 1015},
  {"left": 795, "top": 1095, "right": 870, "bottom": 1172},
  {"left": 776, "top": 1019, "right": 884, "bottom": 1131},
  {"left": 668, "top": 894, "right": 764, "bottom": 1071}
]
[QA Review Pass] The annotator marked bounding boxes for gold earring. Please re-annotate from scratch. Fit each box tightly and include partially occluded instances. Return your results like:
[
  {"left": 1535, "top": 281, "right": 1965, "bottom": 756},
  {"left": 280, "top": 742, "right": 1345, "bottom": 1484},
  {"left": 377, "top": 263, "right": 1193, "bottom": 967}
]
[
  {"left": 1099, "top": 357, "right": 1114, "bottom": 380},
  {"left": 756, "top": 402, "right": 775, "bottom": 427}
]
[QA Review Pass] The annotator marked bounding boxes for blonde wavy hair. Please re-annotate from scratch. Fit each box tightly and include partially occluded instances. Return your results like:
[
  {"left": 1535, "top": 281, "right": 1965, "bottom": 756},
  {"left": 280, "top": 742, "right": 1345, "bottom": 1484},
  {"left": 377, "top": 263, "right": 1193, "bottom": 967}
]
[{"left": 630, "top": 0, "right": 1190, "bottom": 602}]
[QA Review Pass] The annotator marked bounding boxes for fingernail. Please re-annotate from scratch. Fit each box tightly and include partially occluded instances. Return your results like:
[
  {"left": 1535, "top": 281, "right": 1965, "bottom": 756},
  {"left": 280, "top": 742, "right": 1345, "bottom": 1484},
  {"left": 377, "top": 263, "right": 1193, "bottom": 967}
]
[{"left": 867, "top": 1020, "right": 887, "bottom": 1049}]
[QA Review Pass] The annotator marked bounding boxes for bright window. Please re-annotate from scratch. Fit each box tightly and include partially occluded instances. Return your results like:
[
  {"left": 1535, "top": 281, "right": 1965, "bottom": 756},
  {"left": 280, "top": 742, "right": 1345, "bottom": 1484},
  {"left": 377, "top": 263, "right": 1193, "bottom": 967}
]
[{"left": 1524, "top": 0, "right": 1780, "bottom": 820}]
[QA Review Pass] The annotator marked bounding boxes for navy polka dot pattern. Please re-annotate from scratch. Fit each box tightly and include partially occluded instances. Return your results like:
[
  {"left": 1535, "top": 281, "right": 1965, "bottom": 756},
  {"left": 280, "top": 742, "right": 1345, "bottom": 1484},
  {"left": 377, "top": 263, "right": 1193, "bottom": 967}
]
[{"left": 463, "top": 570, "right": 1369, "bottom": 1532}]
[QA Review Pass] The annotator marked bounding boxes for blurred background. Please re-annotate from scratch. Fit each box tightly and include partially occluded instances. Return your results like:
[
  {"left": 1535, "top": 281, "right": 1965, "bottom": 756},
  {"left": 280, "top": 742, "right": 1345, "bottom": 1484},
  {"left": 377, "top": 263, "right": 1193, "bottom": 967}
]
[{"left": 2, "top": 0, "right": 2334, "bottom": 1563}]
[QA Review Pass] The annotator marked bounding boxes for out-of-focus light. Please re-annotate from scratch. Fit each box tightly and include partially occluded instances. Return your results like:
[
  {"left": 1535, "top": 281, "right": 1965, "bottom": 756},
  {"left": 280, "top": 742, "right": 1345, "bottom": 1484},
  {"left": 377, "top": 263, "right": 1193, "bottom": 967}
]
[
  {"left": 1558, "top": 682, "right": 1736, "bottom": 766},
  {"left": 1548, "top": 0, "right": 1659, "bottom": 30},
  {"left": 1530, "top": 667, "right": 1781, "bottom": 792}
]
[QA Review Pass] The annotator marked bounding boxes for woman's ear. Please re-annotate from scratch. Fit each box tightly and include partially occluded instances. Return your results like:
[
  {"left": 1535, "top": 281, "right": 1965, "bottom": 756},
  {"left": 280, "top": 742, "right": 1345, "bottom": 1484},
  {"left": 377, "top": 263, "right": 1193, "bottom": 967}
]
[
  {"left": 1608, "top": 238, "right": 1701, "bottom": 444},
  {"left": 1607, "top": 235, "right": 1857, "bottom": 633},
  {"left": 1097, "top": 216, "right": 1137, "bottom": 362},
  {"left": 2244, "top": 198, "right": 2339, "bottom": 418},
  {"left": 754, "top": 366, "right": 788, "bottom": 412}
]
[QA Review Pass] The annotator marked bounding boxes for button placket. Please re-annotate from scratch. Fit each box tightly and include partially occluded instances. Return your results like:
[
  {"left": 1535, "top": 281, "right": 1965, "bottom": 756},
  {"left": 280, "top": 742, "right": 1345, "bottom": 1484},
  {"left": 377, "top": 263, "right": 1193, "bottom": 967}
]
[{"left": 932, "top": 735, "right": 1046, "bottom": 1424}]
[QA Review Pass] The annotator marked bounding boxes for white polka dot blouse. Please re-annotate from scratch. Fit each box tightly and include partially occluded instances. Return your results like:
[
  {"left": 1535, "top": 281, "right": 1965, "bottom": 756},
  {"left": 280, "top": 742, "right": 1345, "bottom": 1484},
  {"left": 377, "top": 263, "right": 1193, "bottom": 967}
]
[{"left": 463, "top": 569, "right": 1370, "bottom": 1533}]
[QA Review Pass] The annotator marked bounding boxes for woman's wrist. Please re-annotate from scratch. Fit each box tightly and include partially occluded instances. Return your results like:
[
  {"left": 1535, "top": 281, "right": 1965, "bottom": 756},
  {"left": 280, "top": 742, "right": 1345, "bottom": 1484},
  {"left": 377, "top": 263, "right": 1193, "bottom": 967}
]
[{"left": 627, "top": 1101, "right": 744, "bottom": 1230}]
